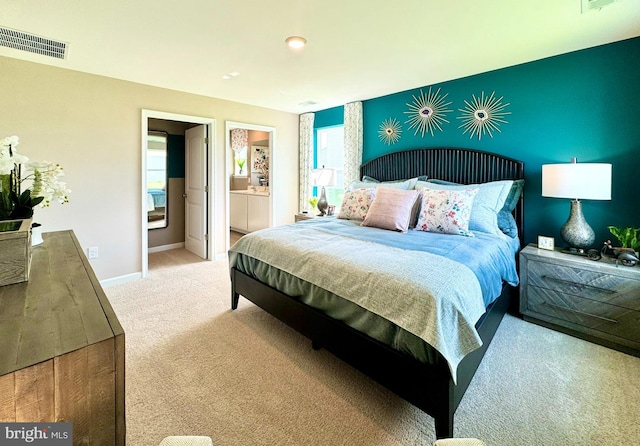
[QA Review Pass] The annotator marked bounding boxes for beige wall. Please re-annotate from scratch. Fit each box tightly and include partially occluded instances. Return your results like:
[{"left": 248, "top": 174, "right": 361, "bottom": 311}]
[{"left": 0, "top": 56, "right": 299, "bottom": 281}]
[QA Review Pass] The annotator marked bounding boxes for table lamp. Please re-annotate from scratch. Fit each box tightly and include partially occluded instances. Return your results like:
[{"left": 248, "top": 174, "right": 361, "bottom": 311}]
[
  {"left": 311, "top": 167, "right": 336, "bottom": 216},
  {"left": 542, "top": 158, "right": 611, "bottom": 252}
]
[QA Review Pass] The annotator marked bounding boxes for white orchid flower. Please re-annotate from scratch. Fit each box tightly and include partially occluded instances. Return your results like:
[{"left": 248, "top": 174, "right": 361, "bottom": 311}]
[
  {"left": 1, "top": 135, "right": 19, "bottom": 148},
  {"left": 0, "top": 136, "right": 70, "bottom": 219}
]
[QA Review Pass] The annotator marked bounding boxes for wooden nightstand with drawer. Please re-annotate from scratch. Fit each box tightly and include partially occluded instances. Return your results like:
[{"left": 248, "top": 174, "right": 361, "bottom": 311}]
[{"left": 519, "top": 244, "right": 640, "bottom": 357}]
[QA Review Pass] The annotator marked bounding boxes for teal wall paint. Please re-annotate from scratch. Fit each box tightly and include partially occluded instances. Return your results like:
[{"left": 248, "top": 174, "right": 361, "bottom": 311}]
[
  {"left": 167, "top": 134, "right": 185, "bottom": 178},
  {"left": 314, "top": 105, "right": 344, "bottom": 129},
  {"left": 314, "top": 37, "right": 640, "bottom": 247}
]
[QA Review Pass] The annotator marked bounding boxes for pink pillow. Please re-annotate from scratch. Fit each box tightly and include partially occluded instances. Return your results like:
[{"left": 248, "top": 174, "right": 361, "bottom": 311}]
[
  {"left": 415, "top": 188, "right": 478, "bottom": 236},
  {"left": 361, "top": 187, "right": 419, "bottom": 232},
  {"left": 338, "top": 188, "right": 377, "bottom": 220}
]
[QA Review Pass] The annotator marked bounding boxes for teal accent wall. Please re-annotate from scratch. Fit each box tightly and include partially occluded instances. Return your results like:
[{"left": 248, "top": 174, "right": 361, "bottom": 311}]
[
  {"left": 314, "top": 37, "right": 640, "bottom": 247},
  {"left": 167, "top": 134, "right": 185, "bottom": 178},
  {"left": 314, "top": 105, "right": 344, "bottom": 129}
]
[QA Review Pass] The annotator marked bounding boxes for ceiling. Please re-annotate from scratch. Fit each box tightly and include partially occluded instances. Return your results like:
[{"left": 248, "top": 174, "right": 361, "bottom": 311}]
[{"left": 1, "top": 0, "right": 639, "bottom": 114}]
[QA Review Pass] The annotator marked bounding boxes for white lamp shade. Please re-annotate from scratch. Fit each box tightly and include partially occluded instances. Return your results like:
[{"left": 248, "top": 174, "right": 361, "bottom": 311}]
[
  {"left": 542, "top": 163, "right": 611, "bottom": 200},
  {"left": 311, "top": 168, "right": 337, "bottom": 187}
]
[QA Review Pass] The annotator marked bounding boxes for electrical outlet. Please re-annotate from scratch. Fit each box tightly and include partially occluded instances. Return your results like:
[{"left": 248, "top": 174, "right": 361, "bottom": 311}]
[{"left": 88, "top": 246, "right": 99, "bottom": 259}]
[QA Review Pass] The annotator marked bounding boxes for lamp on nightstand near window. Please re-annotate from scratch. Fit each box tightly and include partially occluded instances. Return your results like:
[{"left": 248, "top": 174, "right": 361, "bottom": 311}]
[
  {"left": 542, "top": 158, "right": 612, "bottom": 253},
  {"left": 311, "top": 166, "right": 336, "bottom": 216}
]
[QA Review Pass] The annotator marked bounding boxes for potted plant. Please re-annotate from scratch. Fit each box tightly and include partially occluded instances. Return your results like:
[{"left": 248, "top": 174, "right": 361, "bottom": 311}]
[
  {"left": 604, "top": 226, "right": 640, "bottom": 266},
  {"left": 1, "top": 135, "right": 70, "bottom": 222},
  {"left": 0, "top": 135, "right": 70, "bottom": 284},
  {"left": 308, "top": 196, "right": 318, "bottom": 213},
  {"left": 235, "top": 158, "right": 246, "bottom": 175}
]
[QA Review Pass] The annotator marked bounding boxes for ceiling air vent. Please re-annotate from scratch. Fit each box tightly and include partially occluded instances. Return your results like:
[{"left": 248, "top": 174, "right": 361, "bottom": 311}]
[
  {"left": 581, "top": 0, "right": 616, "bottom": 13},
  {"left": 0, "top": 27, "right": 67, "bottom": 59}
]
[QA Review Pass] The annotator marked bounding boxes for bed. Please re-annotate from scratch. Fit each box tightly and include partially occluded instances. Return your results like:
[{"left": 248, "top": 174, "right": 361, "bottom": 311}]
[{"left": 228, "top": 147, "right": 525, "bottom": 438}]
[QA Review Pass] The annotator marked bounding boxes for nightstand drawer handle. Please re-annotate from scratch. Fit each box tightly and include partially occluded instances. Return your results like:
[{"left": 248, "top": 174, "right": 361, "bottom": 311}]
[
  {"left": 541, "top": 275, "right": 616, "bottom": 294},
  {"left": 543, "top": 301, "right": 619, "bottom": 324}
]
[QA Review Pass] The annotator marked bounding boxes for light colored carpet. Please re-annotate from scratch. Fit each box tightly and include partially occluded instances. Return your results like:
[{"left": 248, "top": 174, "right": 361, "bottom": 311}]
[{"left": 106, "top": 249, "right": 640, "bottom": 446}]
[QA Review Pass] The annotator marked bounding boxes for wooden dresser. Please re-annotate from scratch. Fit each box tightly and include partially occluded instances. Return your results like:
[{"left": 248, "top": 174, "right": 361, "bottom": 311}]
[
  {"left": 0, "top": 231, "right": 125, "bottom": 445},
  {"left": 520, "top": 244, "right": 640, "bottom": 357}
]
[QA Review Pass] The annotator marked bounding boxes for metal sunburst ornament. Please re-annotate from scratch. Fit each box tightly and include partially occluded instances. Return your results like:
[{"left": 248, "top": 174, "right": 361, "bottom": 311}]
[
  {"left": 404, "top": 87, "right": 452, "bottom": 137},
  {"left": 378, "top": 118, "right": 402, "bottom": 145},
  {"left": 457, "top": 91, "right": 511, "bottom": 140}
]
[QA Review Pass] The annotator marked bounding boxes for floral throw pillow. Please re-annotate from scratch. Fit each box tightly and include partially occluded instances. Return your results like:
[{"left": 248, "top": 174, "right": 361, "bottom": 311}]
[
  {"left": 338, "top": 188, "right": 376, "bottom": 221},
  {"left": 415, "top": 188, "right": 479, "bottom": 236}
]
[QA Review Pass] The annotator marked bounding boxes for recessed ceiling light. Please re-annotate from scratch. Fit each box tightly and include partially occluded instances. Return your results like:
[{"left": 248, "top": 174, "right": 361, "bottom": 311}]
[
  {"left": 285, "top": 36, "right": 307, "bottom": 49},
  {"left": 222, "top": 72, "right": 240, "bottom": 80}
]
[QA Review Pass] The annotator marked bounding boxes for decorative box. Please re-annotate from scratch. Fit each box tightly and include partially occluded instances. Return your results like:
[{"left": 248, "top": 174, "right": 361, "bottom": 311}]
[{"left": 0, "top": 218, "right": 32, "bottom": 286}]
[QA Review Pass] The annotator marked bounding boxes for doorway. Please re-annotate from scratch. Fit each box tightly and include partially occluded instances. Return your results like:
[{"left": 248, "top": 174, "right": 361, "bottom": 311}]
[
  {"left": 225, "top": 121, "right": 276, "bottom": 250},
  {"left": 141, "top": 110, "right": 216, "bottom": 278}
]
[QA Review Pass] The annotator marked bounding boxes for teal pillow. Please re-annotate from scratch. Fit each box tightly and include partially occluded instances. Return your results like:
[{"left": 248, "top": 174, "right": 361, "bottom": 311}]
[
  {"left": 498, "top": 212, "right": 518, "bottom": 238},
  {"left": 363, "top": 175, "right": 428, "bottom": 190},
  {"left": 349, "top": 176, "right": 426, "bottom": 191},
  {"left": 501, "top": 179, "right": 524, "bottom": 213},
  {"left": 497, "top": 179, "right": 524, "bottom": 238},
  {"left": 427, "top": 178, "right": 459, "bottom": 185},
  {"left": 414, "top": 178, "right": 457, "bottom": 190},
  {"left": 418, "top": 180, "right": 514, "bottom": 237}
]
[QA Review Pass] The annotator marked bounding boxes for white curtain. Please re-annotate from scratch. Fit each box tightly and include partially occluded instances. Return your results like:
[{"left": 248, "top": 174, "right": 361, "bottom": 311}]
[
  {"left": 343, "top": 101, "right": 363, "bottom": 185},
  {"left": 299, "top": 113, "right": 315, "bottom": 211}
]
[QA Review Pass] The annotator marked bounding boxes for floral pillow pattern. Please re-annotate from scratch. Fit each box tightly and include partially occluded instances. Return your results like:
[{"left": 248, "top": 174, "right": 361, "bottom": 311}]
[
  {"left": 415, "top": 188, "right": 478, "bottom": 236},
  {"left": 338, "top": 188, "right": 376, "bottom": 221}
]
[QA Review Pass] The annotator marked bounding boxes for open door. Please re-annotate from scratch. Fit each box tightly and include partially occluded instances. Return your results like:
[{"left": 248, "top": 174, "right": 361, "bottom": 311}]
[{"left": 184, "top": 125, "right": 208, "bottom": 258}]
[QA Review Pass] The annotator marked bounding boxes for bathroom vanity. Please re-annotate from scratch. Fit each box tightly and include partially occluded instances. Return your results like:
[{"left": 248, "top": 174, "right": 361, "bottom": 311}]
[{"left": 230, "top": 189, "right": 270, "bottom": 233}]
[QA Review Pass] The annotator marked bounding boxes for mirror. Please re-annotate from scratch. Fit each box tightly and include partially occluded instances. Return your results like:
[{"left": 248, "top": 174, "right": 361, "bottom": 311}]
[{"left": 147, "top": 131, "right": 168, "bottom": 229}]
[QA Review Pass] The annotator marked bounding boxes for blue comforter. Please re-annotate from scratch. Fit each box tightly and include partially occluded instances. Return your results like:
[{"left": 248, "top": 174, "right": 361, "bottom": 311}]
[{"left": 295, "top": 217, "right": 520, "bottom": 307}]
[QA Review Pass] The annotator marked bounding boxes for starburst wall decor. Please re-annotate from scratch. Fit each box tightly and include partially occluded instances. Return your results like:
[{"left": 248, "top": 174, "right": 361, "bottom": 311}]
[
  {"left": 457, "top": 91, "right": 511, "bottom": 140},
  {"left": 378, "top": 118, "right": 402, "bottom": 145},
  {"left": 404, "top": 87, "right": 452, "bottom": 137}
]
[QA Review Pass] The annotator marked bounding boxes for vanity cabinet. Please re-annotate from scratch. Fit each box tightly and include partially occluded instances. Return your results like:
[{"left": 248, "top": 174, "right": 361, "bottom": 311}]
[
  {"left": 230, "top": 192, "right": 270, "bottom": 233},
  {"left": 230, "top": 193, "right": 249, "bottom": 231}
]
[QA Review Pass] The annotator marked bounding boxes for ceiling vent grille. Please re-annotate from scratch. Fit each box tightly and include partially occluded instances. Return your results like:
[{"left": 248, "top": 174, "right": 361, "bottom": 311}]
[
  {"left": 0, "top": 27, "right": 67, "bottom": 59},
  {"left": 581, "top": 0, "right": 616, "bottom": 13}
]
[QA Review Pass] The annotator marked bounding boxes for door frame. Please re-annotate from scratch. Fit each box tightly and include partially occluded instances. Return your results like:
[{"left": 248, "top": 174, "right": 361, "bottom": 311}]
[
  {"left": 141, "top": 109, "right": 216, "bottom": 278},
  {"left": 225, "top": 121, "right": 276, "bottom": 251}
]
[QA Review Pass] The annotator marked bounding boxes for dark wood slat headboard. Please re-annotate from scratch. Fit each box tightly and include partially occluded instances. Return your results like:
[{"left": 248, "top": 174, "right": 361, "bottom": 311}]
[{"left": 360, "top": 147, "right": 525, "bottom": 241}]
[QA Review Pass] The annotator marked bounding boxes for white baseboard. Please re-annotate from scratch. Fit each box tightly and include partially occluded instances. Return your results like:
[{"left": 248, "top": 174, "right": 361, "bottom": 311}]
[
  {"left": 101, "top": 272, "right": 142, "bottom": 288},
  {"left": 215, "top": 252, "right": 228, "bottom": 261},
  {"left": 148, "top": 242, "right": 185, "bottom": 253}
]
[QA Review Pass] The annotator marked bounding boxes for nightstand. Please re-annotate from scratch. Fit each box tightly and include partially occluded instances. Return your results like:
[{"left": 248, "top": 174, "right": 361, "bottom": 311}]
[
  {"left": 295, "top": 212, "right": 316, "bottom": 222},
  {"left": 519, "top": 244, "right": 640, "bottom": 357}
]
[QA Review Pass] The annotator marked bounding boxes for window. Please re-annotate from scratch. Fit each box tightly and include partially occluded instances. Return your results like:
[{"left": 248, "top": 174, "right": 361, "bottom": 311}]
[
  {"left": 234, "top": 147, "right": 247, "bottom": 176},
  {"left": 316, "top": 126, "right": 344, "bottom": 210}
]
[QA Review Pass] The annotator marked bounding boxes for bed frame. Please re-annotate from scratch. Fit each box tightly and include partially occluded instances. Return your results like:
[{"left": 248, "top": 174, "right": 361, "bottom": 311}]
[{"left": 231, "top": 147, "right": 525, "bottom": 439}]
